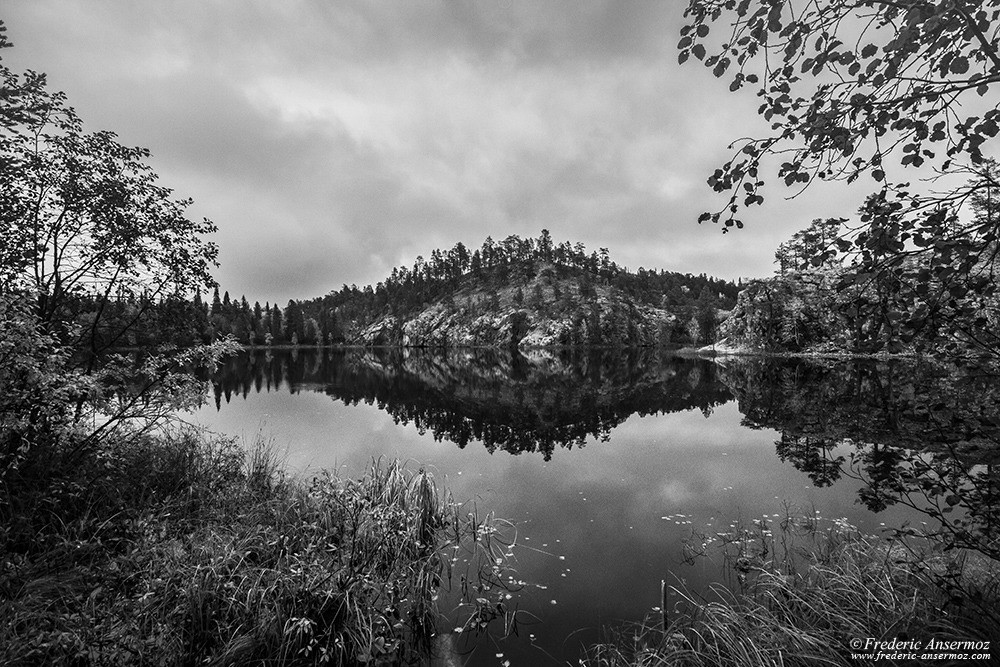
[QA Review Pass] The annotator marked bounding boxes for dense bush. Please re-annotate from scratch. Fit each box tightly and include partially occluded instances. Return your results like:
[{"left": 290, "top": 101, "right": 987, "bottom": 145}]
[{"left": 0, "top": 428, "right": 511, "bottom": 665}]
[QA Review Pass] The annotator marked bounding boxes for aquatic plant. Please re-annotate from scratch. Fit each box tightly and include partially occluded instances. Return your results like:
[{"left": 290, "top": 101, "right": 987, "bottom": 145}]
[{"left": 583, "top": 510, "right": 1000, "bottom": 666}]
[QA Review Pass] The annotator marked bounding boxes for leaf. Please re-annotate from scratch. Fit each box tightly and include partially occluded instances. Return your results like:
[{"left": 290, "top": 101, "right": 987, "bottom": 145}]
[
  {"left": 692, "top": 44, "right": 706, "bottom": 61},
  {"left": 950, "top": 56, "right": 969, "bottom": 74}
]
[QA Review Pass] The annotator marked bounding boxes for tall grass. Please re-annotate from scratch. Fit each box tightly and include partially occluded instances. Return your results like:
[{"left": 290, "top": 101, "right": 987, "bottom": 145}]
[
  {"left": 0, "top": 429, "right": 513, "bottom": 665},
  {"left": 584, "top": 513, "right": 1000, "bottom": 667}
]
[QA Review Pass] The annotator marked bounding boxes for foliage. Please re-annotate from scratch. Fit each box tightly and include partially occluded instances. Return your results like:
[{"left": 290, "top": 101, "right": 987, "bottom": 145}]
[
  {"left": 833, "top": 162, "right": 1000, "bottom": 356},
  {"left": 0, "top": 291, "right": 239, "bottom": 539},
  {"left": 0, "top": 293, "right": 91, "bottom": 485},
  {"left": 0, "top": 21, "right": 235, "bottom": 481},
  {"left": 0, "top": 431, "right": 516, "bottom": 666},
  {"left": 682, "top": 1, "right": 1000, "bottom": 357},
  {"left": 722, "top": 198, "right": 1000, "bottom": 355},
  {"left": 681, "top": 0, "right": 1000, "bottom": 228},
  {"left": 0, "top": 29, "right": 218, "bottom": 353}
]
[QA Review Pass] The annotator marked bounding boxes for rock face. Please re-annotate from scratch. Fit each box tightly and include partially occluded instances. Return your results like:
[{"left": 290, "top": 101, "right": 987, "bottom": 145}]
[
  {"left": 348, "top": 300, "right": 675, "bottom": 349},
  {"left": 343, "top": 266, "right": 678, "bottom": 349},
  {"left": 696, "top": 337, "right": 750, "bottom": 356},
  {"left": 713, "top": 274, "right": 842, "bottom": 354}
]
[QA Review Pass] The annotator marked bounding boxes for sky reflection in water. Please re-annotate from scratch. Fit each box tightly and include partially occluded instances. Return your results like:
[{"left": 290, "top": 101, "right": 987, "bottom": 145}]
[{"left": 192, "top": 349, "right": 925, "bottom": 665}]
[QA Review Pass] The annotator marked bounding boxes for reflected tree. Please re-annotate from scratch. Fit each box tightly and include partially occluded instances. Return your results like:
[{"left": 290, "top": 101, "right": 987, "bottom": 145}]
[
  {"left": 721, "top": 357, "right": 1000, "bottom": 562},
  {"left": 208, "top": 348, "right": 734, "bottom": 461},
  {"left": 775, "top": 433, "right": 844, "bottom": 487}
]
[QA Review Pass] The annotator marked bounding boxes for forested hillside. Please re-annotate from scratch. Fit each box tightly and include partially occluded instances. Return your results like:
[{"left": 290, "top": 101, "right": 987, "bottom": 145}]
[{"left": 135, "top": 231, "right": 741, "bottom": 349}]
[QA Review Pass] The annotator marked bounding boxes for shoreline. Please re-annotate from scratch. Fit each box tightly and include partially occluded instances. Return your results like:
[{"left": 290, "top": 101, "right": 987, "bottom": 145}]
[
  {"left": 239, "top": 342, "right": 982, "bottom": 363},
  {"left": 107, "top": 341, "right": 996, "bottom": 365}
]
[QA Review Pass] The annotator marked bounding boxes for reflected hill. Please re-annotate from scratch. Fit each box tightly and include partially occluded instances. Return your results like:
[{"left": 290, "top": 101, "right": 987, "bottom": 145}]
[{"left": 209, "top": 347, "right": 733, "bottom": 459}]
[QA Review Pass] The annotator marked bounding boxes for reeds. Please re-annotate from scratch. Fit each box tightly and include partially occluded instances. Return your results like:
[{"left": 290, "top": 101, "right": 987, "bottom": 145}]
[
  {"left": 584, "top": 513, "right": 1000, "bottom": 667},
  {"left": 0, "top": 430, "right": 513, "bottom": 665}
]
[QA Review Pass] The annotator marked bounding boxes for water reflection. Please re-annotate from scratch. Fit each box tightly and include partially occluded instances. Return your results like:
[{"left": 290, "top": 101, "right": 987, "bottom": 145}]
[
  {"left": 209, "top": 350, "right": 1000, "bottom": 557},
  {"left": 200, "top": 349, "right": 1000, "bottom": 661},
  {"left": 719, "top": 358, "right": 1000, "bottom": 558},
  {"left": 209, "top": 347, "right": 732, "bottom": 460},
  {"left": 209, "top": 350, "right": 1000, "bottom": 530}
]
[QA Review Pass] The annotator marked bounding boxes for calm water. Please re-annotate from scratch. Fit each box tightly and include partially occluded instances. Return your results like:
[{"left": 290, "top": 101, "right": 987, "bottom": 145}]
[{"left": 191, "top": 348, "right": 1000, "bottom": 665}]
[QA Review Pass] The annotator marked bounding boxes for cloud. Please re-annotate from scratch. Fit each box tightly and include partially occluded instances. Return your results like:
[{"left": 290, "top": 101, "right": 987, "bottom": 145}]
[{"left": 3, "top": 0, "right": 843, "bottom": 303}]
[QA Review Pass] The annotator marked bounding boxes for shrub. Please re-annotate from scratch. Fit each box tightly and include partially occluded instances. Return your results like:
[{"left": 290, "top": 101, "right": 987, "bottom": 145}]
[{"left": 0, "top": 430, "right": 514, "bottom": 666}]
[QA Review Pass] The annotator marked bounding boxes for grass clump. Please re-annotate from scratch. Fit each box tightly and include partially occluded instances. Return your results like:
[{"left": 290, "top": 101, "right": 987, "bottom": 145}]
[
  {"left": 0, "top": 428, "right": 510, "bottom": 665},
  {"left": 584, "top": 513, "right": 1000, "bottom": 667}
]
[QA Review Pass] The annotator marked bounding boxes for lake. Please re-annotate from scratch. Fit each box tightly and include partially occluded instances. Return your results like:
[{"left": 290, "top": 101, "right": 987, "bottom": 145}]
[{"left": 192, "top": 347, "right": 1000, "bottom": 665}]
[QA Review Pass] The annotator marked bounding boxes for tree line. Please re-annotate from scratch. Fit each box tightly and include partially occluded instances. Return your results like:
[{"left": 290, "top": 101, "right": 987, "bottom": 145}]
[{"left": 108, "top": 230, "right": 740, "bottom": 348}]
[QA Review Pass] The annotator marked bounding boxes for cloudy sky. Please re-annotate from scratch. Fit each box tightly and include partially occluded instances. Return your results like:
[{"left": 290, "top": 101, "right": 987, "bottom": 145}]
[{"left": 4, "top": 1, "right": 863, "bottom": 305}]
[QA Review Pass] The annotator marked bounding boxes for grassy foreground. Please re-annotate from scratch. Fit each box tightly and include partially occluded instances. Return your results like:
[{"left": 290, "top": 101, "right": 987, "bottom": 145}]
[
  {"left": 0, "top": 429, "right": 508, "bottom": 665},
  {"left": 584, "top": 514, "right": 1000, "bottom": 667}
]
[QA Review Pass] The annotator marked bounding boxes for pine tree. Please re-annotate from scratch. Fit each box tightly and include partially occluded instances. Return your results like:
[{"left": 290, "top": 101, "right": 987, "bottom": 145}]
[
  {"left": 270, "top": 304, "right": 283, "bottom": 342},
  {"left": 285, "top": 300, "right": 306, "bottom": 344},
  {"left": 529, "top": 283, "right": 544, "bottom": 310},
  {"left": 211, "top": 286, "right": 222, "bottom": 314}
]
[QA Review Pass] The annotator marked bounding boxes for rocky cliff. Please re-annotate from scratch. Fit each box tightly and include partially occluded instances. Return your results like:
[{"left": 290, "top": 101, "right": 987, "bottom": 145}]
[{"left": 344, "top": 264, "right": 679, "bottom": 349}]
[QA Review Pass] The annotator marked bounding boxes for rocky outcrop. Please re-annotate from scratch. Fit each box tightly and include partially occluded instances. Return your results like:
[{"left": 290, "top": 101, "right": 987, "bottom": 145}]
[
  {"left": 350, "top": 307, "right": 522, "bottom": 347},
  {"left": 713, "top": 273, "right": 846, "bottom": 354},
  {"left": 345, "top": 276, "right": 677, "bottom": 349},
  {"left": 697, "top": 337, "right": 751, "bottom": 356}
]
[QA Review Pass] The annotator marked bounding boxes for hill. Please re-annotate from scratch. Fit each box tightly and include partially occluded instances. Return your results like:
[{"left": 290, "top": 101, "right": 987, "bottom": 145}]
[
  {"left": 75, "top": 232, "right": 740, "bottom": 351},
  {"left": 293, "top": 231, "right": 739, "bottom": 349}
]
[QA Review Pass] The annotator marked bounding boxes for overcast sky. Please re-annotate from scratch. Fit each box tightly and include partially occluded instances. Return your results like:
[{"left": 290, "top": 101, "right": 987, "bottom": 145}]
[{"left": 4, "top": 1, "right": 865, "bottom": 305}]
